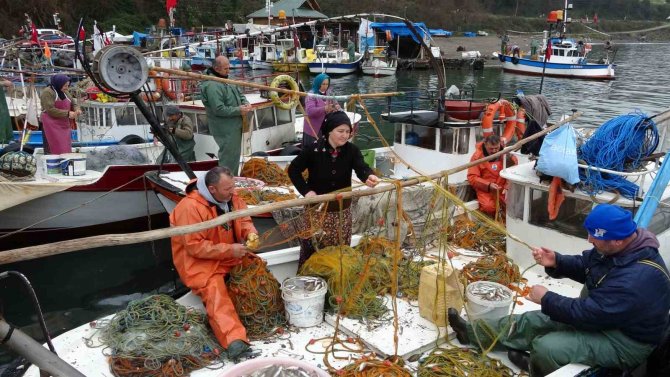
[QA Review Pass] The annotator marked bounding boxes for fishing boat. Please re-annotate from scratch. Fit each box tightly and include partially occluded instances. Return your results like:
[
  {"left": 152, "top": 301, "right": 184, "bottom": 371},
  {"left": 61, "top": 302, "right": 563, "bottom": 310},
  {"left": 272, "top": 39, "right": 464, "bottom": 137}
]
[
  {"left": 271, "top": 38, "right": 315, "bottom": 72},
  {"left": 495, "top": 2, "right": 615, "bottom": 80},
  {"left": 361, "top": 48, "right": 398, "bottom": 77},
  {"left": 249, "top": 43, "right": 278, "bottom": 70},
  {"left": 307, "top": 45, "right": 363, "bottom": 75}
]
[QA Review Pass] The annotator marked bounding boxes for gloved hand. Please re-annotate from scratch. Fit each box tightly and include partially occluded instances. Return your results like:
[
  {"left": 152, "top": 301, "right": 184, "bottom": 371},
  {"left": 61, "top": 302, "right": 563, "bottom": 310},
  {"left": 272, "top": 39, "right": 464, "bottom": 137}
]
[{"left": 245, "top": 233, "right": 260, "bottom": 250}]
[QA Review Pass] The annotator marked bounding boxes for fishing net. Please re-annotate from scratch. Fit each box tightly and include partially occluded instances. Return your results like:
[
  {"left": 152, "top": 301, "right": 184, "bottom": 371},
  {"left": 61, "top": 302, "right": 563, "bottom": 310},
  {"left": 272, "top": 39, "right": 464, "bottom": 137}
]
[
  {"left": 241, "top": 157, "right": 292, "bottom": 186},
  {"left": 448, "top": 216, "right": 506, "bottom": 254},
  {"left": 299, "top": 243, "right": 391, "bottom": 320},
  {"left": 462, "top": 253, "right": 524, "bottom": 287},
  {"left": 228, "top": 254, "right": 287, "bottom": 339},
  {"left": 87, "top": 145, "right": 149, "bottom": 171},
  {"left": 0, "top": 150, "right": 36, "bottom": 179},
  {"left": 237, "top": 187, "right": 297, "bottom": 205},
  {"left": 336, "top": 355, "right": 412, "bottom": 376},
  {"left": 88, "top": 294, "right": 224, "bottom": 377},
  {"left": 417, "top": 347, "right": 516, "bottom": 377}
]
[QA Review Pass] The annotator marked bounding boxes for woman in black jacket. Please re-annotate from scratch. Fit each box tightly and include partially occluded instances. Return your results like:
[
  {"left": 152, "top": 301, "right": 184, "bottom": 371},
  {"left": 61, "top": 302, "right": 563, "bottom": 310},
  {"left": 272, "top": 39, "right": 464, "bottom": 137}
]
[{"left": 288, "top": 111, "right": 380, "bottom": 267}]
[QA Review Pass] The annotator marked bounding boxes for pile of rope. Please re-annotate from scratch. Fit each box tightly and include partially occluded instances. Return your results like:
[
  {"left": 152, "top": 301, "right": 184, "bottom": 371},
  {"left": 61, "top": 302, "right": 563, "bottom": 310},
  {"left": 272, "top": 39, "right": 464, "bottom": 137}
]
[
  {"left": 241, "top": 158, "right": 292, "bottom": 186},
  {"left": 228, "top": 254, "right": 286, "bottom": 339},
  {"left": 418, "top": 347, "right": 516, "bottom": 377},
  {"left": 579, "top": 112, "right": 659, "bottom": 199},
  {"left": 237, "top": 187, "right": 297, "bottom": 205},
  {"left": 461, "top": 253, "right": 523, "bottom": 286},
  {"left": 448, "top": 217, "right": 506, "bottom": 254},
  {"left": 299, "top": 245, "right": 390, "bottom": 320},
  {"left": 337, "top": 355, "right": 412, "bottom": 376},
  {"left": 88, "top": 295, "right": 224, "bottom": 377}
]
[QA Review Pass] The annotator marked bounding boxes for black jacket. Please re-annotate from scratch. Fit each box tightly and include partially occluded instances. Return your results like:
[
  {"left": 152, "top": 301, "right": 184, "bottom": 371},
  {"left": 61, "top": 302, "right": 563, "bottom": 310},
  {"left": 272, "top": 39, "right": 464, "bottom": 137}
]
[{"left": 288, "top": 139, "right": 373, "bottom": 209}]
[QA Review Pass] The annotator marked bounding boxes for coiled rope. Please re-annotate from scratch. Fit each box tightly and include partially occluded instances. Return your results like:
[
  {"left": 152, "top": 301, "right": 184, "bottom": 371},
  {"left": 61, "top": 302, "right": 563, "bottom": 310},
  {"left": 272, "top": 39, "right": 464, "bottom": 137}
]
[{"left": 579, "top": 112, "right": 658, "bottom": 199}]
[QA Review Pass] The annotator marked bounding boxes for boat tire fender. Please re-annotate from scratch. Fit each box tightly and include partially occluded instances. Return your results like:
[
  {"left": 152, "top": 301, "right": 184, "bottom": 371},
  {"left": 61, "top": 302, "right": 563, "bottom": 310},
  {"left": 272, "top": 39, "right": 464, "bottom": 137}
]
[
  {"left": 269, "top": 75, "right": 300, "bottom": 110},
  {"left": 119, "top": 135, "right": 146, "bottom": 145}
]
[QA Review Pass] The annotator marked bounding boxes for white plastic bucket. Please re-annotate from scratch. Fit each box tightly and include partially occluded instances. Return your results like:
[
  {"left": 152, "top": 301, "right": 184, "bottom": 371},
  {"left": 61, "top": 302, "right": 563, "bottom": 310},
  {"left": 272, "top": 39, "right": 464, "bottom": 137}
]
[
  {"left": 465, "top": 281, "right": 513, "bottom": 322},
  {"left": 281, "top": 276, "right": 327, "bottom": 328},
  {"left": 44, "top": 155, "right": 62, "bottom": 175},
  {"left": 60, "top": 153, "right": 86, "bottom": 176}
]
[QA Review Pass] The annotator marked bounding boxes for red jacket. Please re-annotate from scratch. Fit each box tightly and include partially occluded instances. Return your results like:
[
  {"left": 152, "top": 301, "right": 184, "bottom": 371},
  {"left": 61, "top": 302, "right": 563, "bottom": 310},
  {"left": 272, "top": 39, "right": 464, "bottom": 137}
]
[{"left": 170, "top": 187, "right": 257, "bottom": 290}]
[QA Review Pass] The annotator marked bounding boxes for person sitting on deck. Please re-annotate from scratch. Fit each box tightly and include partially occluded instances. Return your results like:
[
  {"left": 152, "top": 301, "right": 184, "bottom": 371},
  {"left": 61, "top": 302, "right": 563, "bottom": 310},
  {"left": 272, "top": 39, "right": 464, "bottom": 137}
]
[
  {"left": 467, "top": 134, "right": 517, "bottom": 218},
  {"left": 448, "top": 204, "right": 670, "bottom": 376},
  {"left": 169, "top": 166, "right": 260, "bottom": 359}
]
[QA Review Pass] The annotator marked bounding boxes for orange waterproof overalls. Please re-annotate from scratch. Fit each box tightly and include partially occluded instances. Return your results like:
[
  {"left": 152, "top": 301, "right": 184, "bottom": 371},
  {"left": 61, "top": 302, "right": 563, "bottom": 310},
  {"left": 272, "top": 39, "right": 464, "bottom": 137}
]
[
  {"left": 170, "top": 183, "right": 257, "bottom": 348},
  {"left": 467, "top": 142, "right": 517, "bottom": 216}
]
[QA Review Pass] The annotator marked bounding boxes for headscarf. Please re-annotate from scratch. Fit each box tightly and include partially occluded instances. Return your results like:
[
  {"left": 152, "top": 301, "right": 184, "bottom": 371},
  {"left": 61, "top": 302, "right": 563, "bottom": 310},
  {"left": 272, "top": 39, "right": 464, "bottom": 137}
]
[
  {"left": 321, "top": 111, "right": 352, "bottom": 137},
  {"left": 50, "top": 74, "right": 70, "bottom": 100},
  {"left": 311, "top": 73, "right": 330, "bottom": 94}
]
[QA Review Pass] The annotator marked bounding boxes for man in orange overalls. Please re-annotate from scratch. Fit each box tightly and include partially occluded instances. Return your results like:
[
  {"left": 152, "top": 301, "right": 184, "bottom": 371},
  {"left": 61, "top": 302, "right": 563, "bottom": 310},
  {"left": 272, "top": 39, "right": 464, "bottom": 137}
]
[
  {"left": 170, "top": 166, "right": 258, "bottom": 358},
  {"left": 467, "top": 134, "right": 517, "bottom": 217}
]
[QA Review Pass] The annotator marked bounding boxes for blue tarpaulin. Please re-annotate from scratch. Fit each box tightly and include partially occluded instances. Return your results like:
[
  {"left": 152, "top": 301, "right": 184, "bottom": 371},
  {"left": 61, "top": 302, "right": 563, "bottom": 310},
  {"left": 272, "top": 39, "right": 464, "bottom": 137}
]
[
  {"left": 132, "top": 31, "right": 148, "bottom": 46},
  {"left": 429, "top": 29, "right": 453, "bottom": 37},
  {"left": 369, "top": 22, "right": 429, "bottom": 44}
]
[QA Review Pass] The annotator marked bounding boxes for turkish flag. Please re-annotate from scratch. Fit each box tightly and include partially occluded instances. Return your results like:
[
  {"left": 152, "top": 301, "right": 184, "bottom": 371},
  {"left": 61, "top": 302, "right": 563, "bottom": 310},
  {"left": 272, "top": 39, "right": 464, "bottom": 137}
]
[
  {"left": 30, "top": 23, "right": 38, "bottom": 44},
  {"left": 166, "top": 0, "right": 178, "bottom": 12},
  {"left": 545, "top": 39, "right": 552, "bottom": 61}
]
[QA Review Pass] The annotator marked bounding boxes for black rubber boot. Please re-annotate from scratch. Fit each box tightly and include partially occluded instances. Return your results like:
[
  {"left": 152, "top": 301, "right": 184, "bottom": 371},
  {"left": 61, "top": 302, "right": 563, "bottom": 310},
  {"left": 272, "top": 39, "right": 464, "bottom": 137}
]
[
  {"left": 447, "top": 308, "right": 470, "bottom": 344},
  {"left": 227, "top": 340, "right": 251, "bottom": 359},
  {"left": 507, "top": 349, "right": 530, "bottom": 372}
]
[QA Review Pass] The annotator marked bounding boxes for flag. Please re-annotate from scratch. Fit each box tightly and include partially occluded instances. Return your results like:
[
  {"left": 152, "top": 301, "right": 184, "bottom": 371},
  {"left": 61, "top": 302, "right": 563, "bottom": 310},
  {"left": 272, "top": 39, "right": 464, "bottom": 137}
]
[
  {"left": 93, "top": 22, "right": 102, "bottom": 51},
  {"left": 593, "top": 13, "right": 599, "bottom": 25},
  {"left": 30, "top": 22, "right": 38, "bottom": 44},
  {"left": 545, "top": 39, "right": 552, "bottom": 61},
  {"left": 43, "top": 42, "right": 51, "bottom": 59},
  {"left": 78, "top": 25, "right": 86, "bottom": 41},
  {"left": 166, "top": 0, "right": 178, "bottom": 13}
]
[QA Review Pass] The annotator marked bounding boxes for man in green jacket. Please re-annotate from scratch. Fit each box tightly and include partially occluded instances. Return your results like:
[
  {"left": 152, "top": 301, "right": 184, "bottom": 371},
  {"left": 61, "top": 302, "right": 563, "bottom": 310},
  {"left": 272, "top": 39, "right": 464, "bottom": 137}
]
[{"left": 200, "top": 56, "right": 252, "bottom": 175}]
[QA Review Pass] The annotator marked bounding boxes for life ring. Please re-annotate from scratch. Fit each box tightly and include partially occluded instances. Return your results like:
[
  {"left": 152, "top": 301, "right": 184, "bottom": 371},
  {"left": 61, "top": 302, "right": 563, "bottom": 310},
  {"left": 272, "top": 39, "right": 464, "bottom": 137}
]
[
  {"left": 269, "top": 75, "right": 299, "bottom": 110},
  {"left": 481, "top": 99, "right": 517, "bottom": 144},
  {"left": 141, "top": 70, "right": 164, "bottom": 102},
  {"left": 160, "top": 74, "right": 178, "bottom": 100},
  {"left": 513, "top": 107, "right": 526, "bottom": 141}
]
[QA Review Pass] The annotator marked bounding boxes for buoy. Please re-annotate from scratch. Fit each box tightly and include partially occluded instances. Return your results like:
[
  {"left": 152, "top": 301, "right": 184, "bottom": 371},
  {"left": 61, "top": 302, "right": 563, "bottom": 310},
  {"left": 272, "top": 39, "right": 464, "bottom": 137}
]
[{"left": 269, "top": 75, "right": 299, "bottom": 110}]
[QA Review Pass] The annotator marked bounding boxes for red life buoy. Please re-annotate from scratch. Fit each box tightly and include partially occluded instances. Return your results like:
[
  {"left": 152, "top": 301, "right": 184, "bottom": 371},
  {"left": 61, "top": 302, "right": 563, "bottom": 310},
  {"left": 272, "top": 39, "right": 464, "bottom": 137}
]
[{"left": 482, "top": 99, "right": 517, "bottom": 144}]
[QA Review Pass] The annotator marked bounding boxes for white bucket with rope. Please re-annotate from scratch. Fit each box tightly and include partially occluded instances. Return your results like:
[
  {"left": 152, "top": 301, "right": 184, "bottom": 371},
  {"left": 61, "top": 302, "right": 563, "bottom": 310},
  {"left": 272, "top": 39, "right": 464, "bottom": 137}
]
[
  {"left": 281, "top": 276, "right": 327, "bottom": 328},
  {"left": 465, "top": 281, "right": 514, "bottom": 322}
]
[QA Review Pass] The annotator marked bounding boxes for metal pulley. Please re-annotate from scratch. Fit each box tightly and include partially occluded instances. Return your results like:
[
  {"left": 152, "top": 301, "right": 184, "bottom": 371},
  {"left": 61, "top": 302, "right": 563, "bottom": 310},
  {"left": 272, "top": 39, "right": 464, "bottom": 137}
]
[{"left": 91, "top": 45, "right": 148, "bottom": 93}]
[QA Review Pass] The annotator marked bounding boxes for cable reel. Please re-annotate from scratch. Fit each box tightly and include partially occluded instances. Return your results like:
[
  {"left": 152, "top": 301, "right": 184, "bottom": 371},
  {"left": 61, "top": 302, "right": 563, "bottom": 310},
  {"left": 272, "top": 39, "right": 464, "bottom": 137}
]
[{"left": 91, "top": 45, "right": 149, "bottom": 94}]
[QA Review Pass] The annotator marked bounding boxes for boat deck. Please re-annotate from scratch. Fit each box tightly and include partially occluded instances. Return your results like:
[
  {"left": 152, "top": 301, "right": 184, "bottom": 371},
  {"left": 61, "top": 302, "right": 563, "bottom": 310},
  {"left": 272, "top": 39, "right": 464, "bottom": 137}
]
[{"left": 24, "top": 249, "right": 585, "bottom": 376}]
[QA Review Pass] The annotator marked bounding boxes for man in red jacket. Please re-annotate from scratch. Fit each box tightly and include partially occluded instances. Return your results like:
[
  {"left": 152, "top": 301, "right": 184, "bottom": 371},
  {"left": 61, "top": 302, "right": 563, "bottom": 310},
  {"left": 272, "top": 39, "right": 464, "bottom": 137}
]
[
  {"left": 170, "top": 166, "right": 258, "bottom": 358},
  {"left": 467, "top": 134, "right": 517, "bottom": 217}
]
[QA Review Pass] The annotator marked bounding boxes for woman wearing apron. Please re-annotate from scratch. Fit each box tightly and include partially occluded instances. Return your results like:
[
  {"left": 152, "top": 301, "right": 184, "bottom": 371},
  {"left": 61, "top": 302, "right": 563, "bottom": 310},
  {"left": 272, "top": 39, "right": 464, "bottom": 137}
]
[{"left": 40, "top": 74, "right": 81, "bottom": 154}]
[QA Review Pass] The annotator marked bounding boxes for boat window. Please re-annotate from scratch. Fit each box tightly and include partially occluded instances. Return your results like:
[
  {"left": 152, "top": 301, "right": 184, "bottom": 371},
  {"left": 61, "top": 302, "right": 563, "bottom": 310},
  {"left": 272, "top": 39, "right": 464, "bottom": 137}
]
[
  {"left": 632, "top": 199, "right": 670, "bottom": 234},
  {"left": 256, "top": 107, "right": 277, "bottom": 130},
  {"left": 276, "top": 107, "right": 292, "bottom": 125},
  {"left": 440, "top": 127, "right": 470, "bottom": 154},
  {"left": 528, "top": 188, "right": 590, "bottom": 238},
  {"left": 115, "top": 107, "right": 136, "bottom": 126},
  {"left": 196, "top": 114, "right": 209, "bottom": 135},
  {"left": 506, "top": 182, "right": 524, "bottom": 220},
  {"left": 396, "top": 124, "right": 436, "bottom": 150}
]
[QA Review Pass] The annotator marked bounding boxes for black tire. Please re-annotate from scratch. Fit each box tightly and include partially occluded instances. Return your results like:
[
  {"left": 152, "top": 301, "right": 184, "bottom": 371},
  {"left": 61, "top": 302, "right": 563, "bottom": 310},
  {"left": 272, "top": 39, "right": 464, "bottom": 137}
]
[
  {"left": 511, "top": 56, "right": 519, "bottom": 65},
  {"left": 119, "top": 135, "right": 146, "bottom": 145},
  {"left": 279, "top": 145, "right": 301, "bottom": 156}
]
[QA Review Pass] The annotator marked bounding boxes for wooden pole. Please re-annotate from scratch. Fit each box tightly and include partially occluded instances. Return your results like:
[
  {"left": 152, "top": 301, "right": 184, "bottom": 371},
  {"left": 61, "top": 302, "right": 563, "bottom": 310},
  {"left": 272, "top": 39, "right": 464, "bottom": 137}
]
[
  {"left": 151, "top": 67, "right": 404, "bottom": 99},
  {"left": 0, "top": 112, "right": 580, "bottom": 265}
]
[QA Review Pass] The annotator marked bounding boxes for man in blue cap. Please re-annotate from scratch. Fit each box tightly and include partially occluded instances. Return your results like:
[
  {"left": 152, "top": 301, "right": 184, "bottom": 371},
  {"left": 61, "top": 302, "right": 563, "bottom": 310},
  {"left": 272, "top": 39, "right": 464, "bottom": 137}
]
[{"left": 448, "top": 204, "right": 670, "bottom": 376}]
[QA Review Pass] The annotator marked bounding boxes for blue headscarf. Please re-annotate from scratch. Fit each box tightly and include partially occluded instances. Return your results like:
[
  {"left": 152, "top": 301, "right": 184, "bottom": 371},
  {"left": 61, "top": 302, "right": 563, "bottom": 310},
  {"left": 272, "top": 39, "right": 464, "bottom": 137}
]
[
  {"left": 50, "top": 74, "right": 70, "bottom": 100},
  {"left": 311, "top": 73, "right": 330, "bottom": 94}
]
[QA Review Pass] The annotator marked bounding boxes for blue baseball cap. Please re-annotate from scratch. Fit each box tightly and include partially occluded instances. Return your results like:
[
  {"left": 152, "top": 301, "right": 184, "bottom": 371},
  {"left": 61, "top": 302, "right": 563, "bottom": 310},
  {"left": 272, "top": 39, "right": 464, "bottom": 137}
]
[{"left": 583, "top": 204, "right": 637, "bottom": 240}]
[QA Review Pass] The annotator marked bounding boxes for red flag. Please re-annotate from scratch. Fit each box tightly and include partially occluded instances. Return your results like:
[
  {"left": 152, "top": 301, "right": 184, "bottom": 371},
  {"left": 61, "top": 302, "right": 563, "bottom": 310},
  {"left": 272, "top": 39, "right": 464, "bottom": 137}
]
[
  {"left": 166, "top": 0, "right": 178, "bottom": 12},
  {"left": 79, "top": 26, "right": 86, "bottom": 41},
  {"left": 545, "top": 39, "right": 552, "bottom": 61},
  {"left": 593, "top": 13, "right": 599, "bottom": 25},
  {"left": 30, "top": 23, "right": 38, "bottom": 44}
]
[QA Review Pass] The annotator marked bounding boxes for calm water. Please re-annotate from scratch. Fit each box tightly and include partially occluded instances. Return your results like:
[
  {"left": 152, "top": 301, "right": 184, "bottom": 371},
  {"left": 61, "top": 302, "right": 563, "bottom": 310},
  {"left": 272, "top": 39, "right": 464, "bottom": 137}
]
[{"left": 2, "top": 42, "right": 669, "bottom": 372}]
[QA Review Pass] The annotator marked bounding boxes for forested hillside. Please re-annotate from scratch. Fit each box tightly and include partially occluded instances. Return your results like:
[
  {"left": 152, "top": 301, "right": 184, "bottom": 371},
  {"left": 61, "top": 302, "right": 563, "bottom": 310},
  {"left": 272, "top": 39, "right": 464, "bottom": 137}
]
[{"left": 1, "top": 0, "right": 669, "bottom": 39}]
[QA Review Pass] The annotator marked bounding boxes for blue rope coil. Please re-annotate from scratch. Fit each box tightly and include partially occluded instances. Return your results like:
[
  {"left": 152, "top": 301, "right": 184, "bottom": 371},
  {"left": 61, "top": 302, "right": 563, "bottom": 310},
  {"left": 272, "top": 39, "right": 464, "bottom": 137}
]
[{"left": 578, "top": 111, "right": 658, "bottom": 199}]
